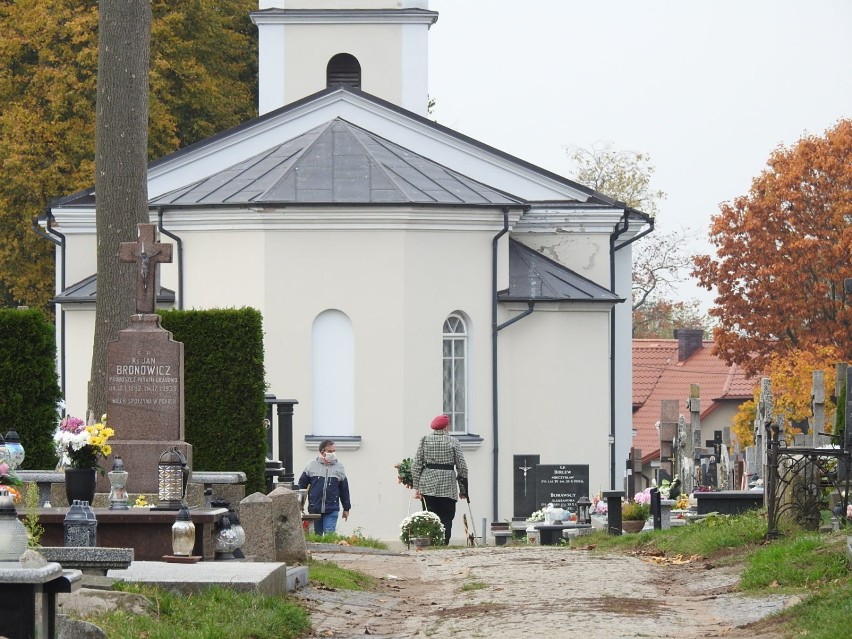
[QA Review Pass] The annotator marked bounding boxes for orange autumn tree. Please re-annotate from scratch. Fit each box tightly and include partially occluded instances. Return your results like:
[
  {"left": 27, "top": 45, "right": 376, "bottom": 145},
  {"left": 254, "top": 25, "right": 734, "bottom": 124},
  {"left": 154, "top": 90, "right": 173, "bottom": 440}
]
[
  {"left": 693, "top": 119, "right": 852, "bottom": 377},
  {"left": 731, "top": 346, "right": 840, "bottom": 449}
]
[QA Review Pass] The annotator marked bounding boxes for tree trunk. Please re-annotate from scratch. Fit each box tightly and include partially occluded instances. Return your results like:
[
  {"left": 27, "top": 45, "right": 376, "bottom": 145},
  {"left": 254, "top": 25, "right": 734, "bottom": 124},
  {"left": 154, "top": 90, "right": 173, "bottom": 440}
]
[{"left": 88, "top": 0, "right": 151, "bottom": 416}]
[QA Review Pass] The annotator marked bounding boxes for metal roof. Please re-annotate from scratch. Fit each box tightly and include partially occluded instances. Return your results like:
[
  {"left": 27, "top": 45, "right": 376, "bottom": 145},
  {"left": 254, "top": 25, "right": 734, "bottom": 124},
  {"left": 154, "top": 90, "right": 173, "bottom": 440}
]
[
  {"left": 51, "top": 274, "right": 175, "bottom": 305},
  {"left": 498, "top": 240, "right": 622, "bottom": 303},
  {"left": 150, "top": 118, "right": 524, "bottom": 207}
]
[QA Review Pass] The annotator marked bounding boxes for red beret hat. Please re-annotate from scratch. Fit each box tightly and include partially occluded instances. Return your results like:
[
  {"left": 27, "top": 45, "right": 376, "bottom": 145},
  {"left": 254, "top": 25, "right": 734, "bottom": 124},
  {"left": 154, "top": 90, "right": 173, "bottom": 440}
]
[{"left": 431, "top": 414, "right": 450, "bottom": 430}]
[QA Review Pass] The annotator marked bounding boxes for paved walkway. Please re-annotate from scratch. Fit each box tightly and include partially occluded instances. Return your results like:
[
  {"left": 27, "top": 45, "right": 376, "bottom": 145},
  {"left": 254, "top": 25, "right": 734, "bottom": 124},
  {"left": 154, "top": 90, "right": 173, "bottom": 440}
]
[{"left": 295, "top": 545, "right": 793, "bottom": 639}]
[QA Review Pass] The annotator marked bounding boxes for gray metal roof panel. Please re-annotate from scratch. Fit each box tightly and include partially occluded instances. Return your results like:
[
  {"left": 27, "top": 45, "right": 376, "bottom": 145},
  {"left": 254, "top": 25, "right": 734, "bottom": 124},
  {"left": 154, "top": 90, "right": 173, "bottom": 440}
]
[
  {"left": 149, "top": 119, "right": 524, "bottom": 207},
  {"left": 499, "top": 240, "right": 623, "bottom": 303},
  {"left": 52, "top": 274, "right": 175, "bottom": 305}
]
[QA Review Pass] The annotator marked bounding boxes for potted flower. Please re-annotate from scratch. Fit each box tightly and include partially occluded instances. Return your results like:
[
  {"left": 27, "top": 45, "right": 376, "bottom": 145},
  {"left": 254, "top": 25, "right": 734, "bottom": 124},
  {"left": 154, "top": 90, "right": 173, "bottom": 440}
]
[
  {"left": 54, "top": 414, "right": 114, "bottom": 505},
  {"left": 399, "top": 510, "right": 444, "bottom": 547},
  {"left": 621, "top": 497, "right": 650, "bottom": 533}
]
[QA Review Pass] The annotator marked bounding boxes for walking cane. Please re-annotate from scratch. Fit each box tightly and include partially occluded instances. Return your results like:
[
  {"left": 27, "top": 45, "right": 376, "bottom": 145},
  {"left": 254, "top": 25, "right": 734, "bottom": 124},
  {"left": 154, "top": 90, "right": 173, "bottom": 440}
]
[{"left": 465, "top": 496, "right": 477, "bottom": 546}]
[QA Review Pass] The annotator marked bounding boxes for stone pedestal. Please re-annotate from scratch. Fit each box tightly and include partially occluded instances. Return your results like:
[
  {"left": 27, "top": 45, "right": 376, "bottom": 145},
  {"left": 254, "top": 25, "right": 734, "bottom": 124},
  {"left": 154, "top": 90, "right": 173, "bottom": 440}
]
[
  {"left": 660, "top": 499, "right": 675, "bottom": 530},
  {"left": 0, "top": 559, "right": 81, "bottom": 639}
]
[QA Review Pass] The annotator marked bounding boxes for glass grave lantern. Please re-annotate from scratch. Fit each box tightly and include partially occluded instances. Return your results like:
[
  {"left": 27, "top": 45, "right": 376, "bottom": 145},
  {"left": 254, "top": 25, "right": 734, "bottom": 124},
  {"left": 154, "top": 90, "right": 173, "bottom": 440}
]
[
  {"left": 214, "top": 515, "right": 239, "bottom": 560},
  {"left": 157, "top": 448, "right": 188, "bottom": 510},
  {"left": 576, "top": 496, "right": 592, "bottom": 525},
  {"left": 108, "top": 457, "right": 130, "bottom": 510},
  {"left": 171, "top": 505, "right": 196, "bottom": 556},
  {"left": 3, "top": 431, "right": 24, "bottom": 470},
  {"left": 0, "top": 487, "right": 28, "bottom": 562}
]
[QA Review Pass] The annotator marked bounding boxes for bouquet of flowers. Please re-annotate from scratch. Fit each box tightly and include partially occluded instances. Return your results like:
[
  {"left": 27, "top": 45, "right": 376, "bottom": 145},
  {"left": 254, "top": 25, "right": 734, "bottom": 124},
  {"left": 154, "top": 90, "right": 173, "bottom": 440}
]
[
  {"left": 395, "top": 457, "right": 414, "bottom": 489},
  {"left": 526, "top": 509, "right": 545, "bottom": 523},
  {"left": 54, "top": 414, "right": 114, "bottom": 473},
  {"left": 399, "top": 510, "right": 444, "bottom": 545},
  {"left": 0, "top": 462, "right": 22, "bottom": 503},
  {"left": 592, "top": 493, "right": 607, "bottom": 515}
]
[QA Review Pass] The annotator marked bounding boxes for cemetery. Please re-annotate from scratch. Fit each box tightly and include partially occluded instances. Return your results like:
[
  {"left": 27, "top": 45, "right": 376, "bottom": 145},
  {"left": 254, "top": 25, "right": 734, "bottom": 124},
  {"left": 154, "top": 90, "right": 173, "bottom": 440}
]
[
  {"left": 1, "top": 223, "right": 851, "bottom": 637},
  {"left": 0, "top": 2, "right": 849, "bottom": 635}
]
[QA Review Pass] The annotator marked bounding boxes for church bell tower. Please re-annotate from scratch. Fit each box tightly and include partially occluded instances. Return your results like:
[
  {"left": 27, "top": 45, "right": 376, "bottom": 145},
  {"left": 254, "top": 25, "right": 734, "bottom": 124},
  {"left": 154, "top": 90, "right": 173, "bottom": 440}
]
[{"left": 252, "top": 1, "right": 438, "bottom": 116}]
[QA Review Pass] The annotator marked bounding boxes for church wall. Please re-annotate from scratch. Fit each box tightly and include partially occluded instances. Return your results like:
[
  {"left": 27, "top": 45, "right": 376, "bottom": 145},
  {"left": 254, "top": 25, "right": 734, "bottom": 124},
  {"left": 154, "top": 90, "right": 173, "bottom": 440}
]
[
  {"left": 62, "top": 232, "right": 98, "bottom": 287},
  {"left": 249, "top": 225, "right": 496, "bottom": 541},
  {"left": 498, "top": 308, "right": 612, "bottom": 515},
  {"left": 59, "top": 307, "right": 96, "bottom": 418},
  {"left": 283, "top": 26, "right": 404, "bottom": 106},
  {"left": 512, "top": 233, "right": 611, "bottom": 290}
]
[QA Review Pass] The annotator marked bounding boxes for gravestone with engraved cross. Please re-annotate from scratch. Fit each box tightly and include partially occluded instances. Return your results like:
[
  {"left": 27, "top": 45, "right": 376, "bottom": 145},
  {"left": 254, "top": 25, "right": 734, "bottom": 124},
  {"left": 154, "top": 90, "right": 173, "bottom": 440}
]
[{"left": 100, "top": 223, "right": 191, "bottom": 498}]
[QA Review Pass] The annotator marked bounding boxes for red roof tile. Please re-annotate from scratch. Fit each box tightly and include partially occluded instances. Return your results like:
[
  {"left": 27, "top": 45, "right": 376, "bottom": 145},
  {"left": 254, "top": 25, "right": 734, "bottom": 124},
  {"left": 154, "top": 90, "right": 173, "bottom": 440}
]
[{"left": 632, "top": 339, "right": 758, "bottom": 460}]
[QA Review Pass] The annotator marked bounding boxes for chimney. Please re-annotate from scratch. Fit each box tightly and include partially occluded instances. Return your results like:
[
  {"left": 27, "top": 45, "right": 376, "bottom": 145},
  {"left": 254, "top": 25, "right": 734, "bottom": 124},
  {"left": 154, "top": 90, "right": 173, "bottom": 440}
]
[{"left": 674, "top": 328, "right": 704, "bottom": 361}]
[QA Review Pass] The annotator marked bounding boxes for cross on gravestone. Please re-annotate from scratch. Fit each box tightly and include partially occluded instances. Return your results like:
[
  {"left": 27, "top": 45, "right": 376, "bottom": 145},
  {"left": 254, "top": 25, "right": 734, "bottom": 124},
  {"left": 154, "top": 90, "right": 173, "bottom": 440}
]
[{"left": 119, "top": 223, "right": 173, "bottom": 314}]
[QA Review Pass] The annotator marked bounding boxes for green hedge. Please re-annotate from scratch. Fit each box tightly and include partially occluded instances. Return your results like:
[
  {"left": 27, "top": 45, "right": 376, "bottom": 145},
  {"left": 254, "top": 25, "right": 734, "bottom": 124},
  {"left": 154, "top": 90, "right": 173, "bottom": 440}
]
[
  {"left": 159, "top": 308, "right": 267, "bottom": 494},
  {"left": 0, "top": 308, "right": 62, "bottom": 469}
]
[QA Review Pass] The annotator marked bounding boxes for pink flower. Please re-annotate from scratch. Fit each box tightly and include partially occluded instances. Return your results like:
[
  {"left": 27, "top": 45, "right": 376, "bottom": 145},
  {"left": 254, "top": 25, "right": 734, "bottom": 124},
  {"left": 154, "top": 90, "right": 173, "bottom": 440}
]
[
  {"left": 0, "top": 462, "right": 8, "bottom": 476},
  {"left": 846, "top": 504, "right": 852, "bottom": 520},
  {"left": 59, "top": 416, "right": 85, "bottom": 434}
]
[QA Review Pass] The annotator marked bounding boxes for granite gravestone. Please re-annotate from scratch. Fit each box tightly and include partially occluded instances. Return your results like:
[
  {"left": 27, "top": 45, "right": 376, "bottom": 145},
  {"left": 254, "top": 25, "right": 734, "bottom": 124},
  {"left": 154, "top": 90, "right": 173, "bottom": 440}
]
[
  {"left": 101, "top": 223, "right": 191, "bottom": 495},
  {"left": 513, "top": 454, "right": 540, "bottom": 518},
  {"left": 534, "top": 464, "right": 589, "bottom": 514}
]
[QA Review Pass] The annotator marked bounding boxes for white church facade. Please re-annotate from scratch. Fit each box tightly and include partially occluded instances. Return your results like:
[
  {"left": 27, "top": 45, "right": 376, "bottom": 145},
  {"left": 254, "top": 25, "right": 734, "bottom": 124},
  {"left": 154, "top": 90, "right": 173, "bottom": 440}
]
[{"left": 44, "top": 0, "right": 650, "bottom": 542}]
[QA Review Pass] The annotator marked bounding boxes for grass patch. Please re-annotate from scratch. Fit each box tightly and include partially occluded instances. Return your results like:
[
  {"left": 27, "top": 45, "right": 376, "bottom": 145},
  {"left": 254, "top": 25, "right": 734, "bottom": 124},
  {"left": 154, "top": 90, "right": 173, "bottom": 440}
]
[
  {"left": 460, "top": 580, "right": 488, "bottom": 592},
  {"left": 87, "top": 584, "right": 310, "bottom": 639},
  {"left": 740, "top": 532, "right": 850, "bottom": 591},
  {"left": 304, "top": 529, "right": 388, "bottom": 549},
  {"left": 308, "top": 558, "right": 376, "bottom": 590}
]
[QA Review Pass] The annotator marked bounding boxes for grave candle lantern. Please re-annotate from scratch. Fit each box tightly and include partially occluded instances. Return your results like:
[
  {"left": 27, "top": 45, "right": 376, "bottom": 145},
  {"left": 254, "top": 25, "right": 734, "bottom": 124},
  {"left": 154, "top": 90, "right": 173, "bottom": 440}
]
[
  {"left": 64, "top": 500, "right": 97, "bottom": 547},
  {"left": 214, "top": 515, "right": 239, "bottom": 560},
  {"left": 108, "top": 457, "right": 130, "bottom": 510},
  {"left": 0, "top": 434, "right": 10, "bottom": 467},
  {"left": 0, "top": 488, "right": 28, "bottom": 562},
  {"left": 157, "top": 448, "right": 185, "bottom": 510},
  {"left": 172, "top": 505, "right": 196, "bottom": 556},
  {"left": 577, "top": 496, "right": 592, "bottom": 525},
  {"left": 3, "top": 431, "right": 24, "bottom": 470}
]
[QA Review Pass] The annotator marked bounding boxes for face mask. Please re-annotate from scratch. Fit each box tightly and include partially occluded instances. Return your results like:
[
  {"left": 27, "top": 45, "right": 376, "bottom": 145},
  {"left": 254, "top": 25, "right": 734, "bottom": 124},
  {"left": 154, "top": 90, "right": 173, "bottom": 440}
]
[{"left": 324, "top": 452, "right": 337, "bottom": 463}]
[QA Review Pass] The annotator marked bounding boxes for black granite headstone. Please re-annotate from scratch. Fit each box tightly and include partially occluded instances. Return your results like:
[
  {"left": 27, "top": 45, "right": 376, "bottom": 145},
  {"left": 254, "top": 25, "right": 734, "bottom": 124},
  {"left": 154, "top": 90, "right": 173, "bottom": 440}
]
[
  {"left": 513, "top": 455, "right": 540, "bottom": 518},
  {"left": 534, "top": 464, "right": 589, "bottom": 513}
]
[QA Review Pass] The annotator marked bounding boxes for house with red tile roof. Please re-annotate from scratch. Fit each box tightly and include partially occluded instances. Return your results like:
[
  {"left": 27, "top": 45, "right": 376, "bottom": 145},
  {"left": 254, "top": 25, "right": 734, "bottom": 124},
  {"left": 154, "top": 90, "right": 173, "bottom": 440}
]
[{"left": 631, "top": 329, "right": 758, "bottom": 491}]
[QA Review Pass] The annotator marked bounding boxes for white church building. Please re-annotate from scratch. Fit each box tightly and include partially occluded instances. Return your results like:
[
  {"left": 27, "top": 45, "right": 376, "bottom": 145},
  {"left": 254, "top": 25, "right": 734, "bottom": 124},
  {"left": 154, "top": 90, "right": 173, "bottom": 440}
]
[{"left": 44, "top": 0, "right": 650, "bottom": 542}]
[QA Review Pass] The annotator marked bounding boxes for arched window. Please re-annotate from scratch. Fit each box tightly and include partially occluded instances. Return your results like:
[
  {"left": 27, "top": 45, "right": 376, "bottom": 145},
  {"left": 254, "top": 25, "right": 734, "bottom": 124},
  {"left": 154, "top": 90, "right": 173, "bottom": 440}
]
[
  {"left": 326, "top": 53, "right": 361, "bottom": 90},
  {"left": 312, "top": 310, "right": 354, "bottom": 436},
  {"left": 443, "top": 313, "right": 468, "bottom": 433}
]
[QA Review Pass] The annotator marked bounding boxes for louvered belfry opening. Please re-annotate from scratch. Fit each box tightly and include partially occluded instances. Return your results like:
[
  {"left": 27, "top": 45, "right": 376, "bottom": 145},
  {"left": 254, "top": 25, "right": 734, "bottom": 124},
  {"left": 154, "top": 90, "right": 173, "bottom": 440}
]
[{"left": 327, "top": 53, "right": 362, "bottom": 90}]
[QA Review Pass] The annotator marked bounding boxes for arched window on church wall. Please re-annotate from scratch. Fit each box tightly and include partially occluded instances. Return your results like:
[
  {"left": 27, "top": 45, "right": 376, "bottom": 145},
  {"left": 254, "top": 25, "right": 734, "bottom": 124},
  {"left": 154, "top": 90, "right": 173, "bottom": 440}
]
[{"left": 443, "top": 312, "right": 469, "bottom": 434}]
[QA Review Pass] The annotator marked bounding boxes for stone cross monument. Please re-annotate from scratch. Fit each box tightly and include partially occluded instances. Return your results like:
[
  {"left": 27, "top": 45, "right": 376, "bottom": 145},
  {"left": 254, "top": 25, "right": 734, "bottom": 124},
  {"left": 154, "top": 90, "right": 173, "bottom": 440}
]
[{"left": 101, "top": 223, "right": 191, "bottom": 496}]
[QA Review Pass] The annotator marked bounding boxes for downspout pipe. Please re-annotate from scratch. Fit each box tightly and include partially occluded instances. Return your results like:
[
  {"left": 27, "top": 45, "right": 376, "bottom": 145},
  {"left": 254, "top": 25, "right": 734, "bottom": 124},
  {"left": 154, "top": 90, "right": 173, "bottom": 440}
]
[
  {"left": 491, "top": 208, "right": 510, "bottom": 523},
  {"left": 609, "top": 209, "right": 654, "bottom": 490},
  {"left": 32, "top": 208, "right": 67, "bottom": 400},
  {"left": 156, "top": 207, "right": 184, "bottom": 310}
]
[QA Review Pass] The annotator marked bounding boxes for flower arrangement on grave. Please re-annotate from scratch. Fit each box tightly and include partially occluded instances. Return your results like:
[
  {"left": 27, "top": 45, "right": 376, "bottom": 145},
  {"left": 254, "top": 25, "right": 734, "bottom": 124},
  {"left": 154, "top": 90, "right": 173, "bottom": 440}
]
[
  {"left": 526, "top": 508, "right": 545, "bottom": 523},
  {"left": 394, "top": 457, "right": 414, "bottom": 489},
  {"left": 674, "top": 493, "right": 690, "bottom": 510},
  {"left": 133, "top": 495, "right": 150, "bottom": 508},
  {"left": 591, "top": 493, "right": 608, "bottom": 515},
  {"left": 622, "top": 489, "right": 651, "bottom": 521},
  {"left": 0, "top": 462, "right": 23, "bottom": 503},
  {"left": 399, "top": 510, "right": 444, "bottom": 545},
  {"left": 54, "top": 414, "right": 114, "bottom": 473}
]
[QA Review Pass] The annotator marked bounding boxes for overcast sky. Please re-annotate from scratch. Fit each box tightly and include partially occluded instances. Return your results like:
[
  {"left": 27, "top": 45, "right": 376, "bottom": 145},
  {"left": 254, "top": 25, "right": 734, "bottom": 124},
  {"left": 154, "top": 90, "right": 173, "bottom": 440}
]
[{"left": 427, "top": 0, "right": 852, "bottom": 310}]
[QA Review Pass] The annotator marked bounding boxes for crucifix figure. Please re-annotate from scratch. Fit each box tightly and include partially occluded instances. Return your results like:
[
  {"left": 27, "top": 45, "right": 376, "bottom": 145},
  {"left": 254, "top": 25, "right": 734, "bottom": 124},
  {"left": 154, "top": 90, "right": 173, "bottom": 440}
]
[
  {"left": 518, "top": 459, "right": 533, "bottom": 496},
  {"left": 119, "top": 223, "right": 173, "bottom": 314}
]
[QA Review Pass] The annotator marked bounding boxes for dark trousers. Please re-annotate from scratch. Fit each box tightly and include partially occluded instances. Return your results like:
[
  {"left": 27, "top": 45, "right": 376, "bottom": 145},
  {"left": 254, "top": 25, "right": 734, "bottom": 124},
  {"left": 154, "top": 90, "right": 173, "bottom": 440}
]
[{"left": 423, "top": 495, "right": 456, "bottom": 545}]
